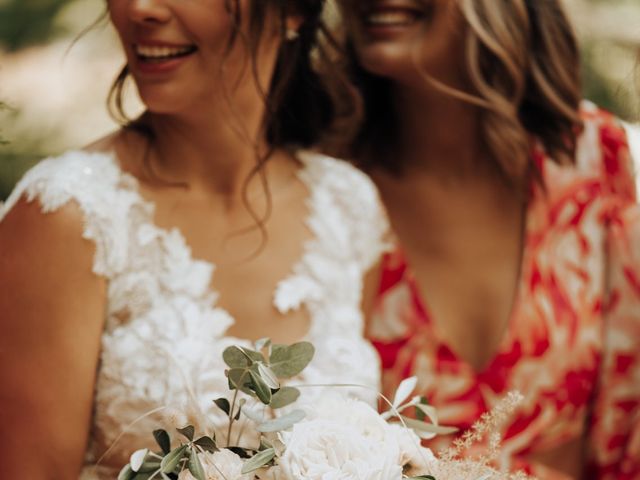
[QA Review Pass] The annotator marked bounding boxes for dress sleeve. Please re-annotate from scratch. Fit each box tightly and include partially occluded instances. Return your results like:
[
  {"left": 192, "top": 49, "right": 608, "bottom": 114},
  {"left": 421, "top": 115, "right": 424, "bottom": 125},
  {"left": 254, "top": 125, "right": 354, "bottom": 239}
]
[{"left": 586, "top": 202, "right": 640, "bottom": 479}]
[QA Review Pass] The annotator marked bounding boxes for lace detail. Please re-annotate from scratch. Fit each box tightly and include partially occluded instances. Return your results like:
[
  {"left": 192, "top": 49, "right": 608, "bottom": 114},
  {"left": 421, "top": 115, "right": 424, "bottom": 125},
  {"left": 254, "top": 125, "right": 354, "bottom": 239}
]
[{"left": 0, "top": 149, "right": 388, "bottom": 478}]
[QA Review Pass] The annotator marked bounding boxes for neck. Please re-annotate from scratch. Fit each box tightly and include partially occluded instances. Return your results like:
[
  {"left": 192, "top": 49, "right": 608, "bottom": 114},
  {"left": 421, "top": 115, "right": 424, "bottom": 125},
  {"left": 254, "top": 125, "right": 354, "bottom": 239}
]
[
  {"left": 392, "top": 85, "right": 493, "bottom": 179},
  {"left": 136, "top": 84, "right": 278, "bottom": 201}
]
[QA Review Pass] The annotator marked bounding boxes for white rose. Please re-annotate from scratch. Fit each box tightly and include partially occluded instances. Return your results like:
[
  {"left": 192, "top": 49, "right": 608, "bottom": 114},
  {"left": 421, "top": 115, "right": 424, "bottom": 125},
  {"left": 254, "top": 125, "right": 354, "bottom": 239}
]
[
  {"left": 275, "top": 397, "right": 402, "bottom": 480},
  {"left": 178, "top": 449, "right": 251, "bottom": 480},
  {"left": 386, "top": 424, "right": 437, "bottom": 475}
]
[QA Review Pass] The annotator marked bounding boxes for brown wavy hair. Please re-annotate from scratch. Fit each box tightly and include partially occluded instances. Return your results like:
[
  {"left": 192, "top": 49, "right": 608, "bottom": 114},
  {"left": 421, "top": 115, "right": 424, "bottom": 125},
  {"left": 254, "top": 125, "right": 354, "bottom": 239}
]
[
  {"left": 329, "top": 0, "right": 584, "bottom": 187},
  {"left": 106, "top": 0, "right": 338, "bottom": 247}
]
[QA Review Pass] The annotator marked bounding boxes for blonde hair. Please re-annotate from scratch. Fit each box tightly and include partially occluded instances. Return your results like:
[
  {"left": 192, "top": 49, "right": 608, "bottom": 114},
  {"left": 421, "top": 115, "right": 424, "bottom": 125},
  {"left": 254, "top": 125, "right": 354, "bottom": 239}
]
[{"left": 331, "top": 0, "right": 583, "bottom": 187}]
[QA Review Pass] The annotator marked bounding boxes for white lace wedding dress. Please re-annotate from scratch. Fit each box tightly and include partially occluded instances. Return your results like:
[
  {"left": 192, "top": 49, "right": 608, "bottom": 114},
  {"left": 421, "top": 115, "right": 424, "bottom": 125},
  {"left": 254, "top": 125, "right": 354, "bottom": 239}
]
[{"left": 0, "top": 149, "right": 387, "bottom": 478}]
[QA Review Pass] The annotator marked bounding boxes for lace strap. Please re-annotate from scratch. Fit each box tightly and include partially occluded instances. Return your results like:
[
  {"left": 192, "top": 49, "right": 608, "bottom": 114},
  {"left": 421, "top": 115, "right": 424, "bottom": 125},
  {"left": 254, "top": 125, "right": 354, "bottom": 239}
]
[{"left": 0, "top": 151, "right": 134, "bottom": 277}]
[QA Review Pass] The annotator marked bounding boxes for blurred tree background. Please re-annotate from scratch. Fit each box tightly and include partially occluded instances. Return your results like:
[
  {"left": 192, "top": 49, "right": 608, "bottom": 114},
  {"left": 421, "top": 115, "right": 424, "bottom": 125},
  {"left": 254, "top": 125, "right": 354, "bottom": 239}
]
[{"left": 0, "top": 0, "right": 639, "bottom": 200}]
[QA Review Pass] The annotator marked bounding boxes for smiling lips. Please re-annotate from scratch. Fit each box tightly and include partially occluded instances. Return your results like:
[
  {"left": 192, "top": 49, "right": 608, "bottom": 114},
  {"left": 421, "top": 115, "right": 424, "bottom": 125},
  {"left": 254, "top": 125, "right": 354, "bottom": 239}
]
[
  {"left": 364, "top": 0, "right": 425, "bottom": 30},
  {"left": 135, "top": 44, "right": 197, "bottom": 62}
]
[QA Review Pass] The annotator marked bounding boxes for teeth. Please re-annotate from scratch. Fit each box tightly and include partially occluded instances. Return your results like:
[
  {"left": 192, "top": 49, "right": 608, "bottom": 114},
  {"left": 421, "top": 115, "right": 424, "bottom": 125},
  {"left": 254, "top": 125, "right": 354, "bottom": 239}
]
[{"left": 135, "top": 45, "right": 192, "bottom": 59}]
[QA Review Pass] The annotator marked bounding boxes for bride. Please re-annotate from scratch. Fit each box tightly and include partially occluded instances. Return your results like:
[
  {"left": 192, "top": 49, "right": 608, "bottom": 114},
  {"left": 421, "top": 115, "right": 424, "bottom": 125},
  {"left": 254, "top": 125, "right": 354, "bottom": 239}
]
[{"left": 0, "top": 1, "right": 387, "bottom": 478}]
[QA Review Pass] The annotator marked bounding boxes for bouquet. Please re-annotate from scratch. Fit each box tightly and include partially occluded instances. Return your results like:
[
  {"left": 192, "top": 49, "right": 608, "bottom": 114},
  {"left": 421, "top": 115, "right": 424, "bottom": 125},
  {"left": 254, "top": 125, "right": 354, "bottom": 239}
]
[{"left": 118, "top": 339, "right": 528, "bottom": 480}]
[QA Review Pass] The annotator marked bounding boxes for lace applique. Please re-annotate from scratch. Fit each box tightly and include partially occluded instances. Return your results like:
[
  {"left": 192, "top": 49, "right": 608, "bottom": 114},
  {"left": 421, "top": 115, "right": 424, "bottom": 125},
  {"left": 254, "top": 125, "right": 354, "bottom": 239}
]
[{"left": 1, "top": 149, "right": 388, "bottom": 478}]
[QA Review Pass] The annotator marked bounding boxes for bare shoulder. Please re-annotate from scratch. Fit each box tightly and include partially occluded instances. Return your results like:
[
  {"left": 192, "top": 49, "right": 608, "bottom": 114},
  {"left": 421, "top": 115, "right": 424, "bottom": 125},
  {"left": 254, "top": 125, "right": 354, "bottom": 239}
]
[{"left": 0, "top": 197, "right": 106, "bottom": 478}]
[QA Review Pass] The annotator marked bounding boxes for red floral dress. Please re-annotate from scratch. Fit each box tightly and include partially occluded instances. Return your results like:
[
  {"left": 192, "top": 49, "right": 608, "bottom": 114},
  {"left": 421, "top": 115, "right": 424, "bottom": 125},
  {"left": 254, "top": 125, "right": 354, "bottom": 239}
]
[{"left": 368, "top": 103, "right": 640, "bottom": 479}]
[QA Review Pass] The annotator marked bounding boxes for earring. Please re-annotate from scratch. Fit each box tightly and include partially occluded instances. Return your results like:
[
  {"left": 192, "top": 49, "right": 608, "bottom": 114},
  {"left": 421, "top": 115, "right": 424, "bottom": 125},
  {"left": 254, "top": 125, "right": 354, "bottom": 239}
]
[{"left": 285, "top": 28, "right": 299, "bottom": 41}]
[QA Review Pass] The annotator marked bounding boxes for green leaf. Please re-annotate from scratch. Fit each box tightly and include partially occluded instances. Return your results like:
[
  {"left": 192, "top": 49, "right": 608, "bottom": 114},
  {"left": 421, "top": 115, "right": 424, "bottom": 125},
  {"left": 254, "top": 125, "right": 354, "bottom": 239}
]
[
  {"left": 392, "top": 376, "right": 417, "bottom": 408},
  {"left": 213, "top": 397, "right": 231, "bottom": 415},
  {"left": 194, "top": 435, "right": 218, "bottom": 453},
  {"left": 239, "top": 347, "right": 265, "bottom": 363},
  {"left": 260, "top": 438, "right": 273, "bottom": 451},
  {"left": 269, "top": 343, "right": 315, "bottom": 378},
  {"left": 227, "top": 368, "right": 253, "bottom": 394},
  {"left": 177, "top": 425, "right": 195, "bottom": 441},
  {"left": 270, "top": 386, "right": 300, "bottom": 409},
  {"left": 160, "top": 444, "right": 188, "bottom": 474},
  {"left": 153, "top": 429, "right": 171, "bottom": 455},
  {"left": 223, "top": 346, "right": 251, "bottom": 368},
  {"left": 130, "top": 448, "right": 148, "bottom": 472},
  {"left": 257, "top": 409, "right": 306, "bottom": 432},
  {"left": 257, "top": 362, "right": 280, "bottom": 389},
  {"left": 241, "top": 448, "right": 276, "bottom": 474},
  {"left": 250, "top": 370, "right": 272, "bottom": 404},
  {"left": 188, "top": 448, "right": 206, "bottom": 480},
  {"left": 137, "top": 460, "right": 161, "bottom": 473},
  {"left": 131, "top": 473, "right": 155, "bottom": 480},
  {"left": 399, "top": 415, "right": 458, "bottom": 439},
  {"left": 117, "top": 465, "right": 135, "bottom": 480},
  {"left": 228, "top": 446, "right": 254, "bottom": 459}
]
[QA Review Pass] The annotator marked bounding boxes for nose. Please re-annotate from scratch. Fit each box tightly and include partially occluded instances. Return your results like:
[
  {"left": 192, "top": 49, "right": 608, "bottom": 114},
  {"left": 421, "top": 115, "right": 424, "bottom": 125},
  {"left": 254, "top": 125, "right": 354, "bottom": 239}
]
[{"left": 127, "top": 0, "right": 172, "bottom": 25}]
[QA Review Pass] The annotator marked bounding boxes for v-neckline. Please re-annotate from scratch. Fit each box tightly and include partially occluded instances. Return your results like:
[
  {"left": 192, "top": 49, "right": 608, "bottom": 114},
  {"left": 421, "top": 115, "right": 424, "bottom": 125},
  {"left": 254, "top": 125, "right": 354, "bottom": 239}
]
[
  {"left": 402, "top": 188, "right": 536, "bottom": 377},
  {"left": 101, "top": 149, "right": 320, "bottom": 342}
]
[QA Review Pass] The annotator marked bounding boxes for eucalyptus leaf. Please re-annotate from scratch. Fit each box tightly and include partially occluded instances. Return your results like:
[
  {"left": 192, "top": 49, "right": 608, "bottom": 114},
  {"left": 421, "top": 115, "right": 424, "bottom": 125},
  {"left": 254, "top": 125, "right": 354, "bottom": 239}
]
[
  {"left": 269, "top": 386, "right": 300, "bottom": 409},
  {"left": 257, "top": 362, "right": 280, "bottom": 389},
  {"left": 153, "top": 429, "right": 171, "bottom": 455},
  {"left": 177, "top": 425, "right": 195, "bottom": 441},
  {"left": 227, "top": 368, "right": 253, "bottom": 394},
  {"left": 223, "top": 346, "right": 251, "bottom": 368},
  {"left": 242, "top": 407, "right": 265, "bottom": 423},
  {"left": 194, "top": 436, "right": 218, "bottom": 453},
  {"left": 131, "top": 473, "right": 155, "bottom": 480},
  {"left": 250, "top": 370, "right": 272, "bottom": 404},
  {"left": 269, "top": 342, "right": 315, "bottom": 378},
  {"left": 239, "top": 347, "right": 266, "bottom": 363},
  {"left": 414, "top": 403, "right": 439, "bottom": 426},
  {"left": 130, "top": 448, "right": 148, "bottom": 472},
  {"left": 117, "top": 465, "right": 135, "bottom": 480},
  {"left": 228, "top": 446, "right": 254, "bottom": 458},
  {"left": 240, "top": 448, "right": 276, "bottom": 474},
  {"left": 257, "top": 409, "right": 306, "bottom": 433},
  {"left": 187, "top": 448, "right": 206, "bottom": 480},
  {"left": 160, "top": 444, "right": 188, "bottom": 474},
  {"left": 393, "top": 376, "right": 417, "bottom": 409},
  {"left": 213, "top": 397, "right": 231, "bottom": 415},
  {"left": 260, "top": 438, "right": 274, "bottom": 450},
  {"left": 138, "top": 460, "right": 161, "bottom": 473},
  {"left": 399, "top": 415, "right": 458, "bottom": 439}
]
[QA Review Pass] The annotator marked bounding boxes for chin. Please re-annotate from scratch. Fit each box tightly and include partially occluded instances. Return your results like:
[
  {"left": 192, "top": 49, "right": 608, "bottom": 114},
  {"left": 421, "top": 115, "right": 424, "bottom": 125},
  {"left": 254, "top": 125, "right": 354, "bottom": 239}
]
[
  {"left": 135, "top": 84, "right": 195, "bottom": 116},
  {"left": 356, "top": 42, "right": 419, "bottom": 83}
]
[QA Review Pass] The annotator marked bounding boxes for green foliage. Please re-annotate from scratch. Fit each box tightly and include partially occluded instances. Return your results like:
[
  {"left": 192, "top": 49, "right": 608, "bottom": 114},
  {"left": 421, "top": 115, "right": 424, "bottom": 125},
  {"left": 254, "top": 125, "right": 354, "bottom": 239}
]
[
  {"left": 119, "top": 339, "right": 315, "bottom": 480},
  {"left": 0, "top": 0, "right": 72, "bottom": 51}
]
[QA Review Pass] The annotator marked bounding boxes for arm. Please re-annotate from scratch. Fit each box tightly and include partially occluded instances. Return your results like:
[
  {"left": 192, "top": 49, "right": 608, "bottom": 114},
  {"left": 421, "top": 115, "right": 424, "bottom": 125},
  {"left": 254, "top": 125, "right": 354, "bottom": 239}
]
[{"left": 0, "top": 198, "right": 107, "bottom": 479}]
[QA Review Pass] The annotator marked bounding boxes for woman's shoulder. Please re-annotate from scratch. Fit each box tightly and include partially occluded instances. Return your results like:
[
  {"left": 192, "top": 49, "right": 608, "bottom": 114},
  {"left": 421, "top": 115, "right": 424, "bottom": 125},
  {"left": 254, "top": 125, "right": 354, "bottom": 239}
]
[
  {"left": 297, "top": 149, "right": 390, "bottom": 270},
  {"left": 0, "top": 134, "right": 125, "bottom": 222},
  {"left": 297, "top": 150, "right": 381, "bottom": 206},
  {"left": 575, "top": 100, "right": 636, "bottom": 199},
  {"left": 540, "top": 101, "right": 636, "bottom": 202}
]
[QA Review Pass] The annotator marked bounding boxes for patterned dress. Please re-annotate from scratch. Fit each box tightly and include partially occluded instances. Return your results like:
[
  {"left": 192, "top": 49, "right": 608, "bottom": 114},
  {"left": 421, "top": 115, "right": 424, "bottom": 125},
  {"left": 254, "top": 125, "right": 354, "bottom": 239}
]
[{"left": 368, "top": 103, "right": 640, "bottom": 479}]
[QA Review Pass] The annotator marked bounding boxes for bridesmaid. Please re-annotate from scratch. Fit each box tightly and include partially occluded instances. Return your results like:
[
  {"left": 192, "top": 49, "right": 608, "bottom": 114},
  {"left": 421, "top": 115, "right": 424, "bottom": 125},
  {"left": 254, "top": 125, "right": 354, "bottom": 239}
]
[{"left": 332, "top": 0, "right": 640, "bottom": 478}]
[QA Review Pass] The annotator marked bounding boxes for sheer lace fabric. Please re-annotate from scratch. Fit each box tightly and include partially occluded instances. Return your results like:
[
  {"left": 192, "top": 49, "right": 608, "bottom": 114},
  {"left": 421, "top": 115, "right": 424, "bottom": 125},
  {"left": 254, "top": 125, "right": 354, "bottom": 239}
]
[{"left": 1, "top": 150, "right": 388, "bottom": 478}]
